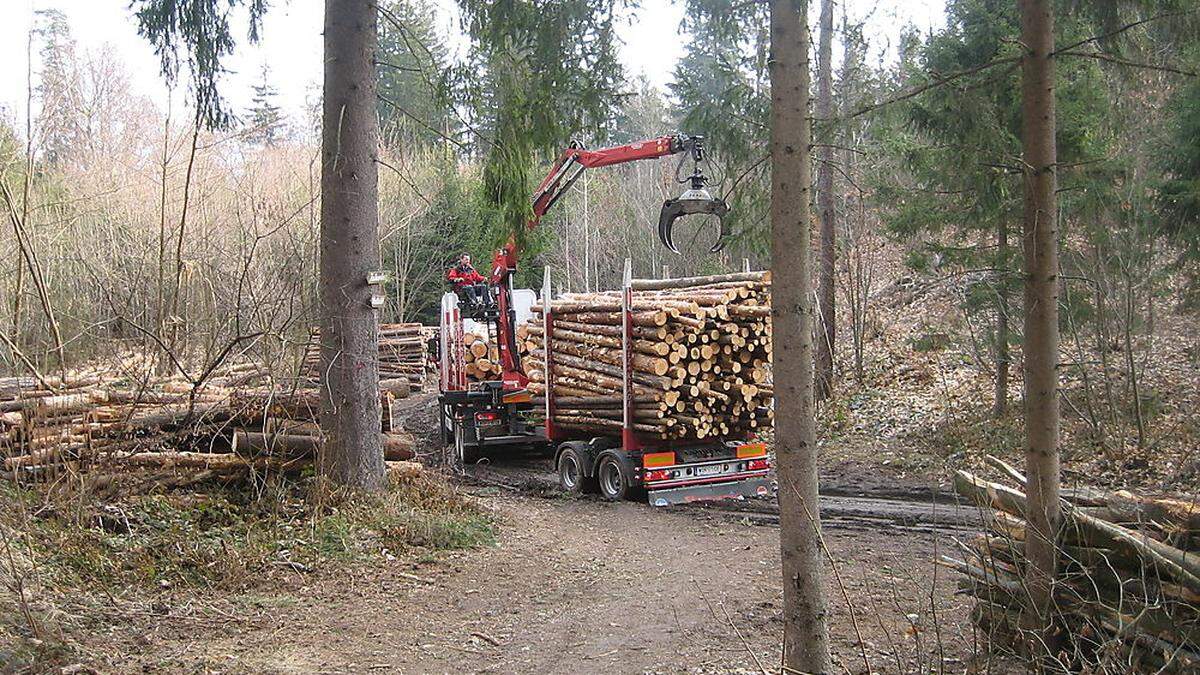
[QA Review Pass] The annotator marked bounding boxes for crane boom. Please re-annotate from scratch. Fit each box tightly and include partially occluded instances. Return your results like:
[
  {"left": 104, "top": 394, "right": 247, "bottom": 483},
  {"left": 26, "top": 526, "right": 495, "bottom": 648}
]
[{"left": 487, "top": 133, "right": 724, "bottom": 389}]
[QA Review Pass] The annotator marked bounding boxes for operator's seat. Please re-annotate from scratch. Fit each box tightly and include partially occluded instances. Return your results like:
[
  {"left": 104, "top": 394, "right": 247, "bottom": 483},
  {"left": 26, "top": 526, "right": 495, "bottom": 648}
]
[{"left": 460, "top": 290, "right": 499, "bottom": 321}]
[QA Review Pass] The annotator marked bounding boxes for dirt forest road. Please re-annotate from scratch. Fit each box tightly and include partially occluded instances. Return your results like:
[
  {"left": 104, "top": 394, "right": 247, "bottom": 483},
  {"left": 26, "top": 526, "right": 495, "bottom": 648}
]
[
  {"left": 127, "top": 490, "right": 982, "bottom": 674},
  {"left": 110, "top": 393, "right": 989, "bottom": 673}
]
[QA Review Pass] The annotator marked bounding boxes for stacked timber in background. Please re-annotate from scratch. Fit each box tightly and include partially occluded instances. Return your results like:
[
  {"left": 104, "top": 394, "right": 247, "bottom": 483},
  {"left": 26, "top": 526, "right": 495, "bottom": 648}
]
[
  {"left": 948, "top": 458, "right": 1200, "bottom": 671},
  {"left": 303, "top": 322, "right": 428, "bottom": 389},
  {"left": 519, "top": 271, "right": 773, "bottom": 440},
  {"left": 0, "top": 358, "right": 417, "bottom": 491}
]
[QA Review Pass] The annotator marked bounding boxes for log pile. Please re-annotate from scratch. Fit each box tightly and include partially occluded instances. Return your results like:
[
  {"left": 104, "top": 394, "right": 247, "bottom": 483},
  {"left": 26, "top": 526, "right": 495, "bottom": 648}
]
[
  {"left": 0, "top": 361, "right": 417, "bottom": 491},
  {"left": 462, "top": 331, "right": 502, "bottom": 382},
  {"left": 520, "top": 271, "right": 773, "bottom": 440},
  {"left": 303, "top": 323, "right": 428, "bottom": 389},
  {"left": 947, "top": 458, "right": 1200, "bottom": 672}
]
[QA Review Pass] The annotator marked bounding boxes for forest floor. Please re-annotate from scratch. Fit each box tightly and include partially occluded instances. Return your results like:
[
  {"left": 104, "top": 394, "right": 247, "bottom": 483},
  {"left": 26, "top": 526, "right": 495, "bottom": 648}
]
[
  {"left": 59, "top": 490, "right": 986, "bottom": 674},
  {"left": 812, "top": 274, "right": 1200, "bottom": 495},
  {"left": 1, "top": 389, "right": 1014, "bottom": 674}
]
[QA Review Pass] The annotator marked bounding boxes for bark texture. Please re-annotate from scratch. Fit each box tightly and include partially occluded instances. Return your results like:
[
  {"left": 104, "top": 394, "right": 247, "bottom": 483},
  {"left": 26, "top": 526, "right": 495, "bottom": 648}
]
[
  {"left": 318, "top": 0, "right": 386, "bottom": 490},
  {"left": 1018, "top": 0, "right": 1062, "bottom": 650},
  {"left": 814, "top": 0, "right": 836, "bottom": 401},
  {"left": 769, "top": 0, "right": 832, "bottom": 670}
]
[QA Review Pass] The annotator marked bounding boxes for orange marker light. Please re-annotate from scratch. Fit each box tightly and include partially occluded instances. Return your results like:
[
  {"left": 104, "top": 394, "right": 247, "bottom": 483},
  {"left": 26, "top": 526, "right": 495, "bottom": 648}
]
[
  {"left": 736, "top": 443, "right": 767, "bottom": 459},
  {"left": 643, "top": 451, "right": 676, "bottom": 468}
]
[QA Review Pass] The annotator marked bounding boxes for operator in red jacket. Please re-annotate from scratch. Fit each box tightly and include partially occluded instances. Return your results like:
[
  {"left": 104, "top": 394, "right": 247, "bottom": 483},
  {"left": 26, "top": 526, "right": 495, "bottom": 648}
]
[{"left": 447, "top": 253, "right": 488, "bottom": 308}]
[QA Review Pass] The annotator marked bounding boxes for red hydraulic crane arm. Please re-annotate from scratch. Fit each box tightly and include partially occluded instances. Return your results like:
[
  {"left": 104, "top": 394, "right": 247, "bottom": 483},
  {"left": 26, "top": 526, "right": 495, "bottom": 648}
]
[{"left": 489, "top": 134, "right": 693, "bottom": 387}]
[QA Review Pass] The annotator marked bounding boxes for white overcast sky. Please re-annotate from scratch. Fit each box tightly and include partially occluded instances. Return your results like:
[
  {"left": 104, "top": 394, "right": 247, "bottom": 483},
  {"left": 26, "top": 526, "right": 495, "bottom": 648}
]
[{"left": 0, "top": 0, "right": 946, "bottom": 126}]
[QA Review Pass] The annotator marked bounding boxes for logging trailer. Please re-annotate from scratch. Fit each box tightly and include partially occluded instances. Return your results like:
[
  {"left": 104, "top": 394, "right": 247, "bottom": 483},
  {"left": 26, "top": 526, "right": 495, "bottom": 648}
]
[{"left": 438, "top": 134, "right": 772, "bottom": 506}]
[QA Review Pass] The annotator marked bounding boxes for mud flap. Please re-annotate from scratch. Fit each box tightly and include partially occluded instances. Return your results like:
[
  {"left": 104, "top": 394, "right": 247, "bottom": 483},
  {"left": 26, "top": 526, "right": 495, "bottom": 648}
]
[{"left": 647, "top": 477, "right": 773, "bottom": 507}]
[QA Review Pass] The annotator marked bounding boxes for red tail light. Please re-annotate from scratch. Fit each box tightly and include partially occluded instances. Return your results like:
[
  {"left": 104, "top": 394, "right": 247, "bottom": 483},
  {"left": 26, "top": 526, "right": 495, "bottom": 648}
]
[
  {"left": 475, "top": 411, "right": 499, "bottom": 421},
  {"left": 644, "top": 469, "right": 672, "bottom": 482},
  {"left": 746, "top": 458, "right": 770, "bottom": 471}
]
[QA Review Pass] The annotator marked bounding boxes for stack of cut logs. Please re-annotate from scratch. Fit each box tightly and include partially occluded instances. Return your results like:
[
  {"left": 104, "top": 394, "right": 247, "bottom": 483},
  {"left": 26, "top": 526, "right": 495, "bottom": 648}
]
[
  {"left": 519, "top": 271, "right": 773, "bottom": 440},
  {"left": 0, "top": 361, "right": 418, "bottom": 491},
  {"left": 463, "top": 331, "right": 501, "bottom": 381},
  {"left": 948, "top": 458, "right": 1199, "bottom": 671},
  {"left": 303, "top": 323, "right": 428, "bottom": 389}
]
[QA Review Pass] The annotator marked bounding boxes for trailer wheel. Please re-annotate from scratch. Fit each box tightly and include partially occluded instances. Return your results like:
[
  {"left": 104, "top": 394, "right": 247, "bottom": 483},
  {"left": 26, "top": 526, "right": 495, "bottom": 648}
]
[
  {"left": 451, "top": 422, "right": 467, "bottom": 471},
  {"left": 596, "top": 453, "right": 631, "bottom": 501},
  {"left": 557, "top": 443, "right": 597, "bottom": 494},
  {"left": 557, "top": 445, "right": 584, "bottom": 493}
]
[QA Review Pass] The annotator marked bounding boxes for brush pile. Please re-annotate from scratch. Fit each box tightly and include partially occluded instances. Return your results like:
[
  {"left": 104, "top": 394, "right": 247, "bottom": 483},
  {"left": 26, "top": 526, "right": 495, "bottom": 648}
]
[
  {"left": 947, "top": 458, "right": 1200, "bottom": 671},
  {"left": 520, "top": 271, "right": 773, "bottom": 440},
  {"left": 303, "top": 322, "right": 429, "bottom": 389},
  {"left": 0, "top": 358, "right": 417, "bottom": 492}
]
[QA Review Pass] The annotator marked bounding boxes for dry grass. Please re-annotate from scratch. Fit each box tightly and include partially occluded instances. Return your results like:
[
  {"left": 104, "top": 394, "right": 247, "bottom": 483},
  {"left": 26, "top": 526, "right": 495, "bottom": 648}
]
[{"left": 0, "top": 470, "right": 493, "bottom": 672}]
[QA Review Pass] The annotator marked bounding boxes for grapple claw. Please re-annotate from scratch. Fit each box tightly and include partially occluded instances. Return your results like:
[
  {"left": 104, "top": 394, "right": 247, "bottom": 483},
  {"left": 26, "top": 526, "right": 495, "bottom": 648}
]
[{"left": 657, "top": 193, "right": 730, "bottom": 255}]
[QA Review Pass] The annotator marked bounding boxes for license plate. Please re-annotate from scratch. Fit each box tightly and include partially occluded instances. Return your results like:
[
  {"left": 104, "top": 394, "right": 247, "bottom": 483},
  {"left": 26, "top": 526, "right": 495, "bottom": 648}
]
[
  {"left": 477, "top": 418, "right": 502, "bottom": 428},
  {"left": 694, "top": 464, "right": 724, "bottom": 477}
]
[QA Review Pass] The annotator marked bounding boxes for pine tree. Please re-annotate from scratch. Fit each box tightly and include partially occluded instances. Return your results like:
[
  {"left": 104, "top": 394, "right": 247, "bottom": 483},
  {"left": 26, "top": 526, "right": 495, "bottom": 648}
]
[
  {"left": 376, "top": 0, "right": 455, "bottom": 148},
  {"left": 247, "top": 65, "right": 286, "bottom": 146},
  {"left": 1018, "top": 0, "right": 1062, "bottom": 658},
  {"left": 130, "top": 0, "right": 268, "bottom": 129},
  {"left": 769, "top": 0, "right": 831, "bottom": 670},
  {"left": 35, "top": 9, "right": 79, "bottom": 164},
  {"left": 318, "top": 0, "right": 386, "bottom": 490},
  {"left": 874, "top": 0, "right": 1108, "bottom": 418}
]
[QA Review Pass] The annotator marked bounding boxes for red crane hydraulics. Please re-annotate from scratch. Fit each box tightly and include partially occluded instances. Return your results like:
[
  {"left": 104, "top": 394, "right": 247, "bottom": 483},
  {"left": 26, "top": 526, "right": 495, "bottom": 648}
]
[{"left": 487, "top": 133, "right": 728, "bottom": 391}]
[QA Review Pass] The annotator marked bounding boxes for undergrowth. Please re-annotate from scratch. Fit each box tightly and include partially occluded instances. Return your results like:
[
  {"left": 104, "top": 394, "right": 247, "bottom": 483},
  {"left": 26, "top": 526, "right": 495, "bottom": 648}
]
[{"left": 0, "top": 471, "right": 493, "bottom": 671}]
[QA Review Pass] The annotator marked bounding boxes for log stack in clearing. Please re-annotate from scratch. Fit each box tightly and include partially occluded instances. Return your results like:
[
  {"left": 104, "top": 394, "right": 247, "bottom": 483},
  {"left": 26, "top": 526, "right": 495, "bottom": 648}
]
[
  {"left": 948, "top": 458, "right": 1199, "bottom": 671},
  {"left": 303, "top": 322, "right": 428, "bottom": 389},
  {"left": 0, "top": 356, "right": 418, "bottom": 491},
  {"left": 520, "top": 271, "right": 773, "bottom": 441}
]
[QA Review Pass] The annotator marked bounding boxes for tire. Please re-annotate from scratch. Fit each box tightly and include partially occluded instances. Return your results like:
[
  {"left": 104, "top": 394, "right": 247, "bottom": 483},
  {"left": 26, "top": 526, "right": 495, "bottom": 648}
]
[
  {"left": 596, "top": 453, "right": 631, "bottom": 501},
  {"left": 557, "top": 445, "right": 586, "bottom": 494},
  {"left": 452, "top": 422, "right": 466, "bottom": 470}
]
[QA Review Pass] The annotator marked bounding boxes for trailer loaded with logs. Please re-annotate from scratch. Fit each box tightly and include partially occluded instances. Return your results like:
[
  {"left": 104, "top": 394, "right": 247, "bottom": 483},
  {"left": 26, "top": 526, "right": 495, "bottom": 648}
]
[
  {"left": 531, "top": 265, "right": 773, "bottom": 505},
  {"left": 439, "top": 262, "right": 774, "bottom": 506}
]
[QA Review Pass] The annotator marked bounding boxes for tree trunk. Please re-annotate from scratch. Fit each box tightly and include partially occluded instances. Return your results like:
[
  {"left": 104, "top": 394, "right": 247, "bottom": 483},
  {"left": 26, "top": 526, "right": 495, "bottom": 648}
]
[
  {"left": 1018, "top": 0, "right": 1062, "bottom": 655},
  {"left": 318, "top": 0, "right": 386, "bottom": 490},
  {"left": 769, "top": 0, "right": 831, "bottom": 670},
  {"left": 814, "top": 0, "right": 836, "bottom": 401},
  {"left": 994, "top": 219, "right": 1009, "bottom": 418}
]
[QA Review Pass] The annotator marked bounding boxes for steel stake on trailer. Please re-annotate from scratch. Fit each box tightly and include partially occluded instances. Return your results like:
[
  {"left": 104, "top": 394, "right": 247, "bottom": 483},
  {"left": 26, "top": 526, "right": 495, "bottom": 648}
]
[
  {"left": 541, "top": 268, "right": 556, "bottom": 440},
  {"left": 621, "top": 258, "right": 636, "bottom": 450}
]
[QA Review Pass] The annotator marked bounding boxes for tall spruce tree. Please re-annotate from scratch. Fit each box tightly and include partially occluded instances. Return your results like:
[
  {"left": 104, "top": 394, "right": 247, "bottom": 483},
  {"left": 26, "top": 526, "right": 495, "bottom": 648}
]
[
  {"left": 132, "top": 0, "right": 386, "bottom": 490},
  {"left": 769, "top": 0, "right": 831, "bottom": 669},
  {"left": 376, "top": 0, "right": 456, "bottom": 148},
  {"left": 1018, "top": 0, "right": 1062, "bottom": 657},
  {"left": 131, "top": 0, "right": 267, "bottom": 129},
  {"left": 875, "top": 0, "right": 1108, "bottom": 418},
  {"left": 246, "top": 65, "right": 286, "bottom": 146}
]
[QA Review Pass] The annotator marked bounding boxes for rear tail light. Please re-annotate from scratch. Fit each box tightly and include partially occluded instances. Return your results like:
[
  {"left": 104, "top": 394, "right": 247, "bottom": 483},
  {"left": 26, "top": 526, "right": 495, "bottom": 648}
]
[
  {"left": 644, "top": 469, "right": 672, "bottom": 482},
  {"left": 746, "top": 458, "right": 770, "bottom": 471},
  {"left": 475, "top": 411, "right": 499, "bottom": 421}
]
